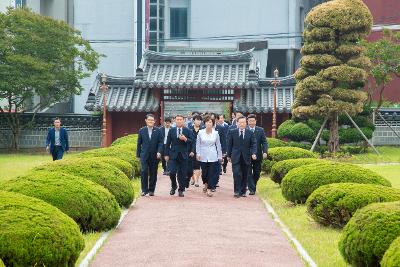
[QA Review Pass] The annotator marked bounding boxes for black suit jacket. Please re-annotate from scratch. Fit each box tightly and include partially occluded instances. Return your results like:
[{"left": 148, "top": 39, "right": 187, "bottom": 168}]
[
  {"left": 248, "top": 126, "right": 268, "bottom": 161},
  {"left": 136, "top": 127, "right": 163, "bottom": 161},
  {"left": 215, "top": 124, "right": 227, "bottom": 154},
  {"left": 165, "top": 127, "right": 193, "bottom": 160},
  {"left": 227, "top": 128, "right": 257, "bottom": 165}
]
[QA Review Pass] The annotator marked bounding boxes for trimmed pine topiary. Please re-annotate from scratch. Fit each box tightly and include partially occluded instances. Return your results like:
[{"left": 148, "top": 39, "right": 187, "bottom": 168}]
[
  {"left": 0, "top": 191, "right": 84, "bottom": 267},
  {"left": 339, "top": 201, "right": 400, "bottom": 267},
  {"left": 281, "top": 162, "right": 391, "bottom": 203},
  {"left": 381, "top": 236, "right": 400, "bottom": 267},
  {"left": 262, "top": 146, "right": 317, "bottom": 173},
  {"left": 307, "top": 183, "right": 400, "bottom": 228},
  {"left": 35, "top": 158, "right": 134, "bottom": 208},
  {"left": 1, "top": 170, "right": 121, "bottom": 232},
  {"left": 270, "top": 158, "right": 325, "bottom": 184}
]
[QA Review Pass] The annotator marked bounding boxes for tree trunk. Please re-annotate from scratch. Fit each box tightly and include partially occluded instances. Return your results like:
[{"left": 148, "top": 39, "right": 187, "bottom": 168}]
[{"left": 328, "top": 112, "right": 339, "bottom": 153}]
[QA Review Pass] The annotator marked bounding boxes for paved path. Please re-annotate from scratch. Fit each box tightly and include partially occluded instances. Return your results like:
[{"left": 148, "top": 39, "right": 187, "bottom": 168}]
[{"left": 90, "top": 166, "right": 304, "bottom": 267}]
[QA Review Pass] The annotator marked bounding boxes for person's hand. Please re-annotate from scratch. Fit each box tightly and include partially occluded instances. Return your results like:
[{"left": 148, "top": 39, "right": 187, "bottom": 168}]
[
  {"left": 263, "top": 153, "right": 268, "bottom": 159},
  {"left": 218, "top": 158, "right": 223, "bottom": 163},
  {"left": 164, "top": 156, "right": 169, "bottom": 162},
  {"left": 156, "top": 152, "right": 161, "bottom": 159},
  {"left": 252, "top": 154, "right": 257, "bottom": 160},
  {"left": 227, "top": 157, "right": 231, "bottom": 162},
  {"left": 178, "top": 134, "right": 187, "bottom": 142},
  {"left": 189, "top": 152, "right": 194, "bottom": 157},
  {"left": 45, "top": 146, "right": 49, "bottom": 152}
]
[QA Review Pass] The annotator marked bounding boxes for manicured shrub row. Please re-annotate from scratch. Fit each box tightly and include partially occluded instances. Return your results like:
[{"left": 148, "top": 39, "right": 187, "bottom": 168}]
[
  {"left": 35, "top": 158, "right": 134, "bottom": 208},
  {"left": 111, "top": 134, "right": 138, "bottom": 148},
  {"left": 267, "top": 138, "right": 288, "bottom": 148},
  {"left": 270, "top": 158, "right": 324, "bottom": 184},
  {"left": 262, "top": 147, "right": 317, "bottom": 173},
  {"left": 307, "top": 183, "right": 400, "bottom": 228},
  {"left": 281, "top": 162, "right": 391, "bottom": 203},
  {"left": 0, "top": 191, "right": 84, "bottom": 267},
  {"left": 1, "top": 171, "right": 121, "bottom": 232},
  {"left": 339, "top": 201, "right": 400, "bottom": 267},
  {"left": 382, "top": 236, "right": 400, "bottom": 267}
]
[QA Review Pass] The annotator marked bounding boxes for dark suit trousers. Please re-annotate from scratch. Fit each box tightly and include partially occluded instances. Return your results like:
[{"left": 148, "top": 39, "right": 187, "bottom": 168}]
[
  {"left": 140, "top": 157, "right": 159, "bottom": 193},
  {"left": 248, "top": 160, "right": 262, "bottom": 192},
  {"left": 161, "top": 144, "right": 169, "bottom": 172},
  {"left": 200, "top": 161, "right": 219, "bottom": 189},
  {"left": 169, "top": 153, "right": 188, "bottom": 192},
  {"left": 51, "top": 146, "right": 64, "bottom": 161},
  {"left": 232, "top": 155, "right": 250, "bottom": 194}
]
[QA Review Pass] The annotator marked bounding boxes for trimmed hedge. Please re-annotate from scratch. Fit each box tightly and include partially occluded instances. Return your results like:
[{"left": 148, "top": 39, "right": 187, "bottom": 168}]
[
  {"left": 0, "top": 191, "right": 84, "bottom": 267},
  {"left": 0, "top": 259, "right": 4, "bottom": 267},
  {"left": 382, "top": 236, "right": 400, "bottom": 267},
  {"left": 35, "top": 158, "right": 134, "bottom": 208},
  {"left": 95, "top": 156, "right": 133, "bottom": 178},
  {"left": 307, "top": 183, "right": 400, "bottom": 228},
  {"left": 262, "top": 147, "right": 317, "bottom": 173},
  {"left": 111, "top": 134, "right": 138, "bottom": 147},
  {"left": 281, "top": 162, "right": 391, "bottom": 203},
  {"left": 267, "top": 138, "right": 288, "bottom": 148},
  {"left": 339, "top": 201, "right": 400, "bottom": 267},
  {"left": 270, "top": 158, "right": 324, "bottom": 184},
  {"left": 1, "top": 171, "right": 121, "bottom": 232}
]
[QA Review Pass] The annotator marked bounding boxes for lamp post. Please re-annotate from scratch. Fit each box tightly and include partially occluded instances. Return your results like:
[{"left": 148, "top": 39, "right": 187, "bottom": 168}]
[
  {"left": 100, "top": 73, "right": 108, "bottom": 147},
  {"left": 271, "top": 68, "right": 280, "bottom": 138}
]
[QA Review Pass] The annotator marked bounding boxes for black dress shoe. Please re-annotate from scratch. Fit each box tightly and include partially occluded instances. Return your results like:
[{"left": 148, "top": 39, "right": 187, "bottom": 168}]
[
  {"left": 249, "top": 191, "right": 255, "bottom": 195},
  {"left": 141, "top": 192, "right": 148, "bottom": 196},
  {"left": 178, "top": 191, "right": 184, "bottom": 197},
  {"left": 149, "top": 192, "right": 154, "bottom": 196},
  {"left": 170, "top": 189, "right": 176, "bottom": 195},
  {"left": 241, "top": 193, "right": 247, "bottom": 197},
  {"left": 234, "top": 193, "right": 240, "bottom": 198}
]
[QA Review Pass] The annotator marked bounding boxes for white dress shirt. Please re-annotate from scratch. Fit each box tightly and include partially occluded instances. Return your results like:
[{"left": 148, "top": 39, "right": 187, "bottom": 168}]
[
  {"left": 164, "top": 127, "right": 170, "bottom": 144},
  {"left": 196, "top": 129, "right": 222, "bottom": 162}
]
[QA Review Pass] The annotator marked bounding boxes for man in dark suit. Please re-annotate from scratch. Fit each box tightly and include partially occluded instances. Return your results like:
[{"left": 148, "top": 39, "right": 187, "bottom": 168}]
[
  {"left": 227, "top": 117, "right": 257, "bottom": 198},
  {"left": 136, "top": 114, "right": 163, "bottom": 196},
  {"left": 216, "top": 114, "right": 229, "bottom": 173},
  {"left": 46, "top": 118, "right": 69, "bottom": 161},
  {"left": 165, "top": 114, "right": 193, "bottom": 197},
  {"left": 159, "top": 117, "right": 172, "bottom": 175},
  {"left": 247, "top": 114, "right": 268, "bottom": 195}
]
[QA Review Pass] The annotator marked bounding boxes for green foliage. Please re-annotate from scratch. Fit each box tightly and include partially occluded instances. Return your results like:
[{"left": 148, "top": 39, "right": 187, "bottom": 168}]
[
  {"left": 277, "top": 120, "right": 296, "bottom": 139},
  {"left": 267, "top": 138, "right": 288, "bottom": 148},
  {"left": 111, "top": 134, "right": 138, "bottom": 148},
  {"left": 381, "top": 236, "right": 400, "bottom": 267},
  {"left": 34, "top": 158, "right": 134, "bottom": 208},
  {"left": 270, "top": 158, "right": 324, "bottom": 184},
  {"left": 321, "top": 127, "right": 373, "bottom": 144},
  {"left": 307, "top": 183, "right": 400, "bottom": 228},
  {"left": 0, "top": 191, "right": 84, "bottom": 266},
  {"left": 0, "top": 170, "right": 121, "bottom": 232},
  {"left": 339, "top": 201, "right": 400, "bottom": 267},
  {"left": 94, "top": 156, "right": 133, "bottom": 178},
  {"left": 277, "top": 119, "right": 320, "bottom": 143},
  {"left": 281, "top": 162, "right": 391, "bottom": 203},
  {"left": 262, "top": 147, "right": 317, "bottom": 173}
]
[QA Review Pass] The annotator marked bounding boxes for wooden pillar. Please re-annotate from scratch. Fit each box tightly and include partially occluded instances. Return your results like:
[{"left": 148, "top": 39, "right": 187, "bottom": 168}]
[{"left": 106, "top": 112, "right": 113, "bottom": 146}]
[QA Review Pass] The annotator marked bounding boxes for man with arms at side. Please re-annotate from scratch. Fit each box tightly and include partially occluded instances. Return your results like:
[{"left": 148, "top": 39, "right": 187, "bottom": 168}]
[
  {"left": 46, "top": 118, "right": 69, "bottom": 161},
  {"left": 160, "top": 117, "right": 172, "bottom": 175},
  {"left": 227, "top": 117, "right": 257, "bottom": 198},
  {"left": 247, "top": 114, "right": 268, "bottom": 195},
  {"left": 136, "top": 114, "right": 163, "bottom": 196}
]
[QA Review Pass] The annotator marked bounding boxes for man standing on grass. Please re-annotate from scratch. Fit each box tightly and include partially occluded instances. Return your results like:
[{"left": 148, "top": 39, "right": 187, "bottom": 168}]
[
  {"left": 46, "top": 118, "right": 69, "bottom": 161},
  {"left": 136, "top": 114, "right": 163, "bottom": 196}
]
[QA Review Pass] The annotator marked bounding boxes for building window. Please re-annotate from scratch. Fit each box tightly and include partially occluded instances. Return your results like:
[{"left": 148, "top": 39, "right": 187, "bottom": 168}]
[
  {"left": 150, "top": 18, "right": 157, "bottom": 31},
  {"left": 15, "top": 0, "right": 26, "bottom": 7},
  {"left": 170, "top": 8, "right": 188, "bottom": 39},
  {"left": 150, "top": 5, "right": 157, "bottom": 17}
]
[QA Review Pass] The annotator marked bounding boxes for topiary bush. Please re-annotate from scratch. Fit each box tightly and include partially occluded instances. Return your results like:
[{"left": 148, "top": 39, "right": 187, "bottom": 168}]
[
  {"left": 381, "top": 236, "right": 400, "bottom": 267},
  {"left": 0, "top": 191, "right": 84, "bottom": 267},
  {"left": 281, "top": 162, "right": 391, "bottom": 203},
  {"left": 307, "top": 183, "right": 400, "bottom": 228},
  {"left": 277, "top": 120, "right": 296, "bottom": 139},
  {"left": 339, "top": 201, "right": 400, "bottom": 267},
  {"left": 261, "top": 146, "right": 317, "bottom": 173},
  {"left": 270, "top": 158, "right": 325, "bottom": 184},
  {"left": 95, "top": 156, "right": 133, "bottom": 178},
  {"left": 35, "top": 158, "right": 134, "bottom": 208},
  {"left": 267, "top": 138, "right": 288, "bottom": 148},
  {"left": 0, "top": 258, "right": 4, "bottom": 267},
  {"left": 111, "top": 134, "right": 138, "bottom": 148},
  {"left": 1, "top": 171, "right": 121, "bottom": 232}
]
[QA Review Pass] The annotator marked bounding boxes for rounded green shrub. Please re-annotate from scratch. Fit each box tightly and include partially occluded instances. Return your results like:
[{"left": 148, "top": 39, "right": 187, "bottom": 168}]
[
  {"left": 307, "top": 183, "right": 400, "bottom": 228},
  {"left": 277, "top": 120, "right": 296, "bottom": 139},
  {"left": 267, "top": 138, "right": 288, "bottom": 148},
  {"left": 1, "top": 171, "right": 121, "bottom": 232},
  {"left": 281, "top": 162, "right": 391, "bottom": 203},
  {"left": 111, "top": 134, "right": 138, "bottom": 147},
  {"left": 0, "top": 258, "right": 4, "bottom": 267},
  {"left": 0, "top": 191, "right": 84, "bottom": 266},
  {"left": 35, "top": 158, "right": 134, "bottom": 208},
  {"left": 270, "top": 158, "right": 324, "bottom": 184},
  {"left": 95, "top": 156, "right": 133, "bottom": 178},
  {"left": 339, "top": 201, "right": 400, "bottom": 267},
  {"left": 381, "top": 236, "right": 400, "bottom": 267},
  {"left": 287, "top": 122, "right": 316, "bottom": 142},
  {"left": 262, "top": 146, "right": 317, "bottom": 173}
]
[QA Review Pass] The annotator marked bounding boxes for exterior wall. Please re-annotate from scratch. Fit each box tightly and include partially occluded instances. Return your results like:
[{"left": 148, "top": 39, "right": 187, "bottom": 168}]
[
  {"left": 372, "top": 126, "right": 400, "bottom": 146},
  {"left": 111, "top": 112, "right": 151, "bottom": 141}
]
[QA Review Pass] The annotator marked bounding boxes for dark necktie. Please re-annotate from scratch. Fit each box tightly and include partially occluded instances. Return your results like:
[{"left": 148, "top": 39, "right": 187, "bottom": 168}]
[
  {"left": 240, "top": 130, "right": 244, "bottom": 142},
  {"left": 178, "top": 128, "right": 181, "bottom": 136}
]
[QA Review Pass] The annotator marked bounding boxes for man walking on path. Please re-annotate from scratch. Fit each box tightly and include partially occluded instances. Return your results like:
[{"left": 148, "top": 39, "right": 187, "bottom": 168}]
[
  {"left": 160, "top": 117, "right": 172, "bottom": 175},
  {"left": 165, "top": 114, "right": 193, "bottom": 197},
  {"left": 227, "top": 117, "right": 257, "bottom": 198},
  {"left": 136, "top": 114, "right": 163, "bottom": 196},
  {"left": 247, "top": 114, "right": 268, "bottom": 195},
  {"left": 46, "top": 118, "right": 69, "bottom": 161}
]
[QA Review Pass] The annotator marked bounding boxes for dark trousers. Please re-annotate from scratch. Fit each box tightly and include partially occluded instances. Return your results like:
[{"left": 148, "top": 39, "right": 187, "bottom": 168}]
[
  {"left": 51, "top": 146, "right": 64, "bottom": 161},
  {"left": 169, "top": 153, "right": 188, "bottom": 192},
  {"left": 161, "top": 144, "right": 169, "bottom": 172},
  {"left": 200, "top": 161, "right": 219, "bottom": 189},
  {"left": 248, "top": 160, "right": 262, "bottom": 192},
  {"left": 222, "top": 156, "right": 228, "bottom": 172},
  {"left": 140, "top": 158, "right": 159, "bottom": 193},
  {"left": 232, "top": 155, "right": 250, "bottom": 194}
]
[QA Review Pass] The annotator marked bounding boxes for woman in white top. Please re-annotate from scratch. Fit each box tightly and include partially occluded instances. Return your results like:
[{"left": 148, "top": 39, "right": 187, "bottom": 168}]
[{"left": 196, "top": 115, "right": 223, "bottom": 197}]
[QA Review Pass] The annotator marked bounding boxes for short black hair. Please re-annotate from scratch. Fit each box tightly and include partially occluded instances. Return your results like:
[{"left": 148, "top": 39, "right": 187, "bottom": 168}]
[
  {"left": 247, "top": 114, "right": 257, "bottom": 120},
  {"left": 54, "top": 117, "right": 61, "bottom": 122},
  {"left": 193, "top": 115, "right": 202, "bottom": 121},
  {"left": 218, "top": 114, "right": 224, "bottom": 119},
  {"left": 175, "top": 114, "right": 184, "bottom": 119},
  {"left": 237, "top": 116, "right": 247, "bottom": 122},
  {"left": 164, "top": 117, "right": 172, "bottom": 123},
  {"left": 145, "top": 114, "right": 155, "bottom": 119},
  {"left": 203, "top": 114, "right": 215, "bottom": 126}
]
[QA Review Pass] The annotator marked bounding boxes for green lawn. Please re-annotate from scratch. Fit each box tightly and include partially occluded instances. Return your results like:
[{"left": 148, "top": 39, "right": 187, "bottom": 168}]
[{"left": 336, "top": 146, "right": 400, "bottom": 164}]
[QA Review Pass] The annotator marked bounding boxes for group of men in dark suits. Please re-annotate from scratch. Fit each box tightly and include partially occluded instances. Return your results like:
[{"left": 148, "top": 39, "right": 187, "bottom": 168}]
[{"left": 136, "top": 112, "right": 268, "bottom": 198}]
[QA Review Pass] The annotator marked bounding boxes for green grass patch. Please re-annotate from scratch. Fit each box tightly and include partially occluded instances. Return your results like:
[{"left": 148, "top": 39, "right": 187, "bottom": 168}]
[{"left": 335, "top": 146, "right": 400, "bottom": 164}]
